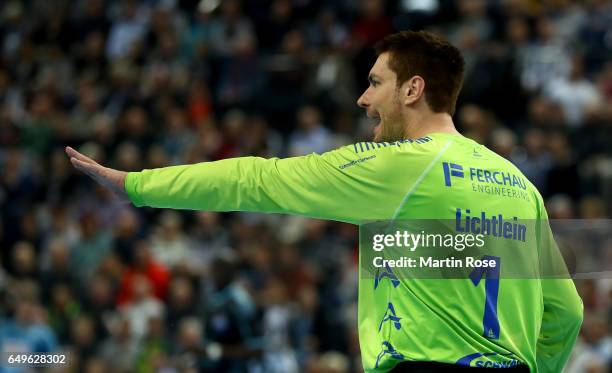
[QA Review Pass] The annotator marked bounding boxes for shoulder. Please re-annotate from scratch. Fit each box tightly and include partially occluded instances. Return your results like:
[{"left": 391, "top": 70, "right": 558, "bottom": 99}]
[
  {"left": 309, "top": 136, "right": 450, "bottom": 175},
  {"left": 325, "top": 135, "right": 447, "bottom": 161},
  {"left": 485, "top": 148, "right": 546, "bottom": 212}
]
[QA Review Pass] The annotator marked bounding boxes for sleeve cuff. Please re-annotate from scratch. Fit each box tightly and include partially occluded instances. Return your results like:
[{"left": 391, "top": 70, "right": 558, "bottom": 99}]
[{"left": 125, "top": 171, "right": 144, "bottom": 207}]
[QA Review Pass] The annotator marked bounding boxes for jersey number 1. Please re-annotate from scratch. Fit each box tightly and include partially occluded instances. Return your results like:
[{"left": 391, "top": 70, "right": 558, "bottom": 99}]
[{"left": 469, "top": 255, "right": 501, "bottom": 339}]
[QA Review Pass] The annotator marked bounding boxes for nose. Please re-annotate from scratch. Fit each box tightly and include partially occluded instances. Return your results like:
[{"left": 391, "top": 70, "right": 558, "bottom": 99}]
[{"left": 357, "top": 90, "right": 369, "bottom": 108}]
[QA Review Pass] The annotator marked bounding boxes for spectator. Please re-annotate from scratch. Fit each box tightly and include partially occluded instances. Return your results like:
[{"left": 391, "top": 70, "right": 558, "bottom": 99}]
[
  {"left": 0, "top": 297, "right": 57, "bottom": 354},
  {"left": 208, "top": 0, "right": 255, "bottom": 58},
  {"left": 260, "top": 277, "right": 299, "bottom": 373},
  {"left": 173, "top": 316, "right": 206, "bottom": 370},
  {"left": 257, "top": 0, "right": 296, "bottom": 53},
  {"left": 165, "top": 275, "right": 198, "bottom": 332},
  {"left": 116, "top": 240, "right": 169, "bottom": 306},
  {"left": 544, "top": 55, "right": 603, "bottom": 127},
  {"left": 98, "top": 314, "right": 139, "bottom": 372},
  {"left": 289, "top": 105, "right": 334, "bottom": 156},
  {"left": 47, "top": 283, "right": 81, "bottom": 344},
  {"left": 203, "top": 254, "right": 257, "bottom": 371},
  {"left": 106, "top": 1, "right": 149, "bottom": 61},
  {"left": 511, "top": 128, "right": 552, "bottom": 191},
  {"left": 119, "top": 275, "right": 165, "bottom": 340},
  {"left": 566, "top": 313, "right": 612, "bottom": 373},
  {"left": 70, "top": 211, "right": 113, "bottom": 281},
  {"left": 150, "top": 211, "right": 196, "bottom": 271},
  {"left": 545, "top": 132, "right": 581, "bottom": 199},
  {"left": 519, "top": 16, "right": 571, "bottom": 93},
  {"left": 134, "top": 315, "right": 170, "bottom": 372},
  {"left": 112, "top": 209, "right": 142, "bottom": 265},
  {"left": 69, "top": 315, "right": 98, "bottom": 360},
  {"left": 10, "top": 241, "right": 37, "bottom": 280},
  {"left": 84, "top": 274, "right": 116, "bottom": 340}
]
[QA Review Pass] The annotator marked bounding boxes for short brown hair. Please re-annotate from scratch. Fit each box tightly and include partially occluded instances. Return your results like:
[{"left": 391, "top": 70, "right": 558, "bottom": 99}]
[{"left": 375, "top": 30, "right": 465, "bottom": 116}]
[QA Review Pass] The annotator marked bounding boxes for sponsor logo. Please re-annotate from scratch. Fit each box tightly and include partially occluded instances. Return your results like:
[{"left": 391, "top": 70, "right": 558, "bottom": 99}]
[
  {"left": 443, "top": 162, "right": 464, "bottom": 186},
  {"left": 378, "top": 302, "right": 402, "bottom": 332},
  {"left": 339, "top": 155, "right": 376, "bottom": 169},
  {"left": 442, "top": 162, "right": 531, "bottom": 202},
  {"left": 456, "top": 208, "right": 526, "bottom": 242},
  {"left": 374, "top": 264, "right": 400, "bottom": 289},
  {"left": 456, "top": 352, "right": 523, "bottom": 368},
  {"left": 375, "top": 341, "right": 404, "bottom": 369}
]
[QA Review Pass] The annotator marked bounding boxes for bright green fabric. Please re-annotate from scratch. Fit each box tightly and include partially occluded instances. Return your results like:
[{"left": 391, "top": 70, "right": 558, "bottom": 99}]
[{"left": 125, "top": 133, "right": 582, "bottom": 372}]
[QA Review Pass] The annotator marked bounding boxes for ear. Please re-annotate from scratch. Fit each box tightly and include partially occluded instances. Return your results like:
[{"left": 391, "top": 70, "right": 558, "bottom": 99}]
[{"left": 401, "top": 76, "right": 425, "bottom": 106}]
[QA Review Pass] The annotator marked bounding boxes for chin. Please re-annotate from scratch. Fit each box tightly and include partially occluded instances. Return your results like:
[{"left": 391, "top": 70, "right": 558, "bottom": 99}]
[
  {"left": 374, "top": 121, "right": 406, "bottom": 142},
  {"left": 373, "top": 125, "right": 382, "bottom": 142}
]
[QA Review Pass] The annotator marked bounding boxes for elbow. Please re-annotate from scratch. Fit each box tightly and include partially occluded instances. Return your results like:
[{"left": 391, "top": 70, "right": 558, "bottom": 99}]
[
  {"left": 568, "top": 294, "right": 584, "bottom": 331},
  {"left": 575, "top": 299, "right": 584, "bottom": 328}
]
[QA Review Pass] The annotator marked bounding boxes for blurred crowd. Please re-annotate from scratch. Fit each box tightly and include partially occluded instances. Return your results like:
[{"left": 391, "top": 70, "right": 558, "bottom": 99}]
[{"left": 0, "top": 0, "right": 611, "bottom": 372}]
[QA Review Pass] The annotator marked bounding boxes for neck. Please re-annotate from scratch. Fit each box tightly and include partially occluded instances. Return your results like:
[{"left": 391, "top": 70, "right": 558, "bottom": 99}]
[{"left": 403, "top": 111, "right": 461, "bottom": 139}]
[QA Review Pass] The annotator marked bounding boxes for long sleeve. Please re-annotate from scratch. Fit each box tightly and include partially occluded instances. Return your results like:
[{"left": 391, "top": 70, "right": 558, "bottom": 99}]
[
  {"left": 536, "top": 278, "right": 583, "bottom": 372},
  {"left": 123, "top": 143, "right": 429, "bottom": 224},
  {"left": 535, "top": 201, "right": 583, "bottom": 373}
]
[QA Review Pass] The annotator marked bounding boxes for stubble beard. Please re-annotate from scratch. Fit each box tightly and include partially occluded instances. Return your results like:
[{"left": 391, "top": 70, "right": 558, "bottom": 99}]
[
  {"left": 375, "top": 120, "right": 407, "bottom": 142},
  {"left": 373, "top": 94, "right": 407, "bottom": 142}
]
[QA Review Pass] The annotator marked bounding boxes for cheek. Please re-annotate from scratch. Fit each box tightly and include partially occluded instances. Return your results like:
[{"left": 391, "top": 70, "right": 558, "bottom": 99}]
[
  {"left": 374, "top": 88, "right": 387, "bottom": 102},
  {"left": 380, "top": 101, "right": 398, "bottom": 120},
  {"left": 378, "top": 88, "right": 396, "bottom": 110}
]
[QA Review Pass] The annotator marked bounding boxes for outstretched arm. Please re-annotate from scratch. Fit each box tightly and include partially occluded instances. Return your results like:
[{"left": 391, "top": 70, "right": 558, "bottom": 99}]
[{"left": 65, "top": 142, "right": 431, "bottom": 223}]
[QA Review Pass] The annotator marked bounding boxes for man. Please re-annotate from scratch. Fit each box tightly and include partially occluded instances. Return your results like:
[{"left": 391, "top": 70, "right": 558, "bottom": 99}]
[{"left": 66, "top": 31, "right": 583, "bottom": 372}]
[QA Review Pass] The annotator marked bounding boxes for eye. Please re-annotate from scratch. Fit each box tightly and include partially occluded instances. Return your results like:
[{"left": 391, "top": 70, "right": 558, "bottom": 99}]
[{"left": 368, "top": 76, "right": 380, "bottom": 87}]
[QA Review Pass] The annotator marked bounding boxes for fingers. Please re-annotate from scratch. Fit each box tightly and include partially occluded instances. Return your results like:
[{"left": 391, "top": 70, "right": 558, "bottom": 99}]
[
  {"left": 65, "top": 146, "right": 99, "bottom": 165},
  {"left": 71, "top": 157, "right": 114, "bottom": 188},
  {"left": 68, "top": 152, "right": 129, "bottom": 204},
  {"left": 70, "top": 157, "right": 98, "bottom": 177}
]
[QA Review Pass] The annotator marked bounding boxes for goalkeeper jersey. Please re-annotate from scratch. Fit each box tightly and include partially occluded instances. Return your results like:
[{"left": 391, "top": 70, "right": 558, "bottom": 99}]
[{"left": 125, "top": 132, "right": 583, "bottom": 372}]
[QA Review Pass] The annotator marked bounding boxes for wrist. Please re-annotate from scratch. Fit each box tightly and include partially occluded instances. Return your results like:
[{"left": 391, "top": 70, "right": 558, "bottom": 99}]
[{"left": 118, "top": 171, "right": 128, "bottom": 191}]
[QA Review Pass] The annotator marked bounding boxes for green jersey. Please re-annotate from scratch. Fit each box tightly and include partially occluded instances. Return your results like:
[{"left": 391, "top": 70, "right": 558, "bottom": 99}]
[{"left": 125, "top": 132, "right": 583, "bottom": 372}]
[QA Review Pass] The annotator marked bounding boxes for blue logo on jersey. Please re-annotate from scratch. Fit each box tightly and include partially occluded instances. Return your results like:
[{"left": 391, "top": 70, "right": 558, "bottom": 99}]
[
  {"left": 443, "top": 162, "right": 464, "bottom": 186},
  {"left": 443, "top": 162, "right": 528, "bottom": 190},
  {"left": 378, "top": 302, "right": 402, "bottom": 332},
  {"left": 375, "top": 341, "right": 405, "bottom": 368},
  {"left": 456, "top": 352, "right": 522, "bottom": 368},
  {"left": 374, "top": 264, "right": 400, "bottom": 289}
]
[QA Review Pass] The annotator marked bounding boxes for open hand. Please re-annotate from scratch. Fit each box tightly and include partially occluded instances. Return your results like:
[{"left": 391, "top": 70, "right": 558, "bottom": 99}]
[{"left": 65, "top": 146, "right": 130, "bottom": 204}]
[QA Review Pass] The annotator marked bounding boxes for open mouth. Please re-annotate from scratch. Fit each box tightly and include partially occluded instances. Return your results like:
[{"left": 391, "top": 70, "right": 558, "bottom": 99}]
[
  {"left": 373, "top": 118, "right": 381, "bottom": 133},
  {"left": 371, "top": 116, "right": 381, "bottom": 138},
  {"left": 368, "top": 112, "right": 381, "bottom": 127}
]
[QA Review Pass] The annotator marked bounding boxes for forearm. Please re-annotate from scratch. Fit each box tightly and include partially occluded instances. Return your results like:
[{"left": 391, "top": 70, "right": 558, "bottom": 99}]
[
  {"left": 536, "top": 279, "right": 583, "bottom": 372},
  {"left": 125, "top": 157, "right": 281, "bottom": 212}
]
